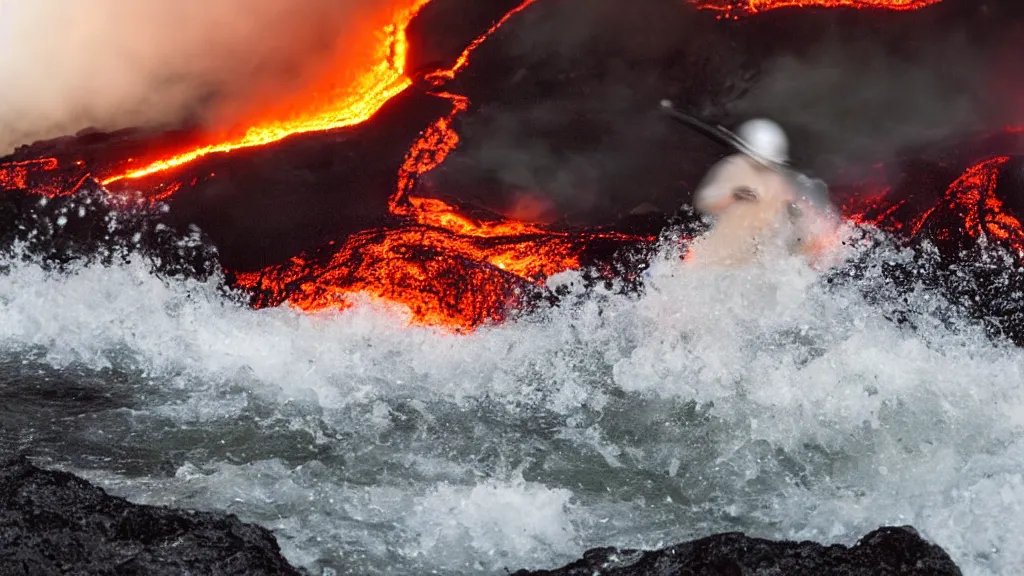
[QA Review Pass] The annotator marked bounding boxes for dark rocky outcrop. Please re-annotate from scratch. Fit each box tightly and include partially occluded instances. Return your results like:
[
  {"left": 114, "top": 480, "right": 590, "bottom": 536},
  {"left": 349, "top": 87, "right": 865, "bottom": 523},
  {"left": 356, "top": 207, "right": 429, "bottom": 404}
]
[
  {"left": 514, "top": 526, "right": 962, "bottom": 576},
  {"left": 0, "top": 455, "right": 301, "bottom": 576}
]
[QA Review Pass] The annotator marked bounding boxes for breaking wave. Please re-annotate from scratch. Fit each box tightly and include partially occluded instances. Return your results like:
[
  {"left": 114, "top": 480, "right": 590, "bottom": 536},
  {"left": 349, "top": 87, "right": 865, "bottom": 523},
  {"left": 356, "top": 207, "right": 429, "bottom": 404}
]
[{"left": 0, "top": 216, "right": 1022, "bottom": 576}]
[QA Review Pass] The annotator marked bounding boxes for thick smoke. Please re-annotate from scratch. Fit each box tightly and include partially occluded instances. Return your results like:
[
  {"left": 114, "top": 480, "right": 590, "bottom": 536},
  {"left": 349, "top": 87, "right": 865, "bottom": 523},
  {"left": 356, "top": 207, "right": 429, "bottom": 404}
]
[{"left": 0, "top": 0, "right": 409, "bottom": 153}]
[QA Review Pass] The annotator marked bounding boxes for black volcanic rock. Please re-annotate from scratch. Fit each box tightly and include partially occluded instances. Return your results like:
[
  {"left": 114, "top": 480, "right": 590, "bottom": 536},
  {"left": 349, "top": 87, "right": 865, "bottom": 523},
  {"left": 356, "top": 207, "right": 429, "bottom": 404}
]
[
  {"left": 513, "top": 526, "right": 961, "bottom": 576},
  {"left": 0, "top": 455, "right": 302, "bottom": 576}
]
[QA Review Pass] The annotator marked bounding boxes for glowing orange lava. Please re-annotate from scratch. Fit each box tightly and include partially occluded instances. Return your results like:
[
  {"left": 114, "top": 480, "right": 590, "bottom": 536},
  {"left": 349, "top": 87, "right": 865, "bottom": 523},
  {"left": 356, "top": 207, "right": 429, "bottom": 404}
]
[
  {"left": 842, "top": 157, "right": 1024, "bottom": 255},
  {"left": 0, "top": 158, "right": 58, "bottom": 190},
  {"left": 10, "top": 0, "right": 980, "bottom": 332},
  {"left": 389, "top": 91, "right": 555, "bottom": 239},
  {"left": 4, "top": 0, "right": 627, "bottom": 332},
  {"left": 233, "top": 0, "right": 652, "bottom": 330},
  {"left": 424, "top": 0, "right": 540, "bottom": 83},
  {"left": 0, "top": 157, "right": 94, "bottom": 197},
  {"left": 100, "top": 0, "right": 434, "bottom": 186},
  {"left": 932, "top": 157, "right": 1024, "bottom": 253},
  {"left": 692, "top": 0, "right": 942, "bottom": 19},
  {"left": 843, "top": 190, "right": 902, "bottom": 228},
  {"left": 233, "top": 224, "right": 608, "bottom": 330}
]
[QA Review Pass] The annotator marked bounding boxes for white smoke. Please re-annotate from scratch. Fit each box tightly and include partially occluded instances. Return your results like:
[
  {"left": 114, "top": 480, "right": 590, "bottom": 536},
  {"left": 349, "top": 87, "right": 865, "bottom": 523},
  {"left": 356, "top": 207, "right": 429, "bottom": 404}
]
[{"left": 0, "top": 0, "right": 411, "bottom": 154}]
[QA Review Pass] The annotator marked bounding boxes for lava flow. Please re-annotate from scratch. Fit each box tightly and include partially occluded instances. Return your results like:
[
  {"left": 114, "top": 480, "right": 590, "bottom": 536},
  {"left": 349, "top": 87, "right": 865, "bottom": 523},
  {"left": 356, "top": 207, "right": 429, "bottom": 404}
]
[
  {"left": 0, "top": 159, "right": 57, "bottom": 190},
  {"left": 0, "top": 157, "right": 90, "bottom": 197},
  {"left": 2, "top": 0, "right": 1018, "bottom": 333},
  {"left": 233, "top": 0, "right": 654, "bottom": 331},
  {"left": 918, "top": 157, "right": 1024, "bottom": 254},
  {"left": 98, "top": 0, "right": 434, "bottom": 186},
  {"left": 692, "top": 0, "right": 942, "bottom": 19},
  {"left": 0, "top": 0, "right": 652, "bottom": 332},
  {"left": 841, "top": 156, "right": 1024, "bottom": 255}
]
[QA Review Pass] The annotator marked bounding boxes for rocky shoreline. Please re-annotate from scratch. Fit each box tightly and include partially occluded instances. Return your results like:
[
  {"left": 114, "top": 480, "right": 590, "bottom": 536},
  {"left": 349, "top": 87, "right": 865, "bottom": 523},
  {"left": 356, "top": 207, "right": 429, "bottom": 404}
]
[
  {"left": 513, "top": 526, "right": 963, "bottom": 576},
  {"left": 0, "top": 455, "right": 963, "bottom": 575},
  {"left": 0, "top": 455, "right": 300, "bottom": 576}
]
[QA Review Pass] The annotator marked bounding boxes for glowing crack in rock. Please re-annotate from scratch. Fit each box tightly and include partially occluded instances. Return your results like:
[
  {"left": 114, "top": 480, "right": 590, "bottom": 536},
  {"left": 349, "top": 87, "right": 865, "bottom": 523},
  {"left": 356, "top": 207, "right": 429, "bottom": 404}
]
[{"left": 691, "top": 0, "right": 942, "bottom": 19}]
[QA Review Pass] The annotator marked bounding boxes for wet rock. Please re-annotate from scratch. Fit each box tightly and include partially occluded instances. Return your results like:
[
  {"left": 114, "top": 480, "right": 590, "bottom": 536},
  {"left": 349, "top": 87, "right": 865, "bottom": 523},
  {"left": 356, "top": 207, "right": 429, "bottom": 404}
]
[
  {"left": 513, "top": 526, "right": 962, "bottom": 576},
  {"left": 0, "top": 455, "right": 302, "bottom": 576}
]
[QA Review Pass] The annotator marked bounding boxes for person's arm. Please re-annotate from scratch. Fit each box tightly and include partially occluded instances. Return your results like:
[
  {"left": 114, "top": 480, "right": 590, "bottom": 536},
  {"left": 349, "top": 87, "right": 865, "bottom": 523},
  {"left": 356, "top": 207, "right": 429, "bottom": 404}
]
[
  {"left": 779, "top": 168, "right": 834, "bottom": 214},
  {"left": 783, "top": 170, "right": 842, "bottom": 261}
]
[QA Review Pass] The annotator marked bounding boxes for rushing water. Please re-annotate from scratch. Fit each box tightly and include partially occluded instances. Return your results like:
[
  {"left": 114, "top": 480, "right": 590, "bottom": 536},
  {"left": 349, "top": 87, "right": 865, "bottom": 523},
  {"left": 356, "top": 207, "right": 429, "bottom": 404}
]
[{"left": 1, "top": 209, "right": 1023, "bottom": 575}]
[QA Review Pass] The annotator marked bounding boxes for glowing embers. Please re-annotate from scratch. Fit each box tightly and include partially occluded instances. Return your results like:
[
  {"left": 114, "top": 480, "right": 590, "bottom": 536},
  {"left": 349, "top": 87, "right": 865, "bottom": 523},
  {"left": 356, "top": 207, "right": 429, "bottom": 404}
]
[
  {"left": 100, "top": 0, "right": 433, "bottom": 186},
  {"left": 0, "top": 158, "right": 58, "bottom": 190},
  {"left": 0, "top": 158, "right": 91, "bottom": 196},
  {"left": 692, "top": 0, "right": 942, "bottom": 19}
]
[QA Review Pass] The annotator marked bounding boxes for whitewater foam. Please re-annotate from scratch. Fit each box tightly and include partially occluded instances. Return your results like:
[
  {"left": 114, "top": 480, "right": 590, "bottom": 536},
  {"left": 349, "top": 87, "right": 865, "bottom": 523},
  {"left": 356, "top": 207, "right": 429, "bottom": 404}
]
[{"left": 1, "top": 226, "right": 1023, "bottom": 575}]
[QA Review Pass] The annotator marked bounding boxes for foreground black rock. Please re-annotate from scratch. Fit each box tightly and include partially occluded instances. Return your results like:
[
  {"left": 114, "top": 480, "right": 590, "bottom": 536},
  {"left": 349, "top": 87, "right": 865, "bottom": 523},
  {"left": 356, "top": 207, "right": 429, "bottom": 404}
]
[
  {"left": 514, "top": 526, "right": 961, "bottom": 576},
  {"left": 0, "top": 455, "right": 301, "bottom": 576}
]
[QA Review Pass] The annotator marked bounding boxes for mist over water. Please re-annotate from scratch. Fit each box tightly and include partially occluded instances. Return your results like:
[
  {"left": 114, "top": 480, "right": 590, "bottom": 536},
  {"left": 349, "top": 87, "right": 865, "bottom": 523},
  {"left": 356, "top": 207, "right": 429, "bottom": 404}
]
[{"left": 0, "top": 207, "right": 1022, "bottom": 575}]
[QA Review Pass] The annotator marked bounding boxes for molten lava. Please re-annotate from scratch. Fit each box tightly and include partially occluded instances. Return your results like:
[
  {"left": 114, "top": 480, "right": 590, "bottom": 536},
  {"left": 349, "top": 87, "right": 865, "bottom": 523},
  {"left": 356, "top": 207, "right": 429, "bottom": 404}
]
[
  {"left": 0, "top": 157, "right": 91, "bottom": 197},
  {"left": 840, "top": 156, "right": 1024, "bottom": 255},
  {"left": 692, "top": 0, "right": 942, "bottom": 19},
  {"left": 6, "top": 0, "right": 1018, "bottom": 333},
  {"left": 1, "top": 0, "right": 649, "bottom": 332},
  {"left": 99, "top": 0, "right": 434, "bottom": 186},
  {"left": 232, "top": 225, "right": 611, "bottom": 331},
  {"left": 0, "top": 159, "right": 57, "bottom": 190},
  {"left": 423, "top": 0, "right": 541, "bottom": 84},
  {"left": 927, "top": 157, "right": 1024, "bottom": 254},
  {"left": 232, "top": 0, "right": 651, "bottom": 330}
]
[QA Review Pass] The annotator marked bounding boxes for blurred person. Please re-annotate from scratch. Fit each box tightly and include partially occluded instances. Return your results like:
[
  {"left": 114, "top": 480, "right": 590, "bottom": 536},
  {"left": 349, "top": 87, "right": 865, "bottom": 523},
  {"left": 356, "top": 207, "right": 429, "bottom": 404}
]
[{"left": 685, "top": 118, "right": 840, "bottom": 268}]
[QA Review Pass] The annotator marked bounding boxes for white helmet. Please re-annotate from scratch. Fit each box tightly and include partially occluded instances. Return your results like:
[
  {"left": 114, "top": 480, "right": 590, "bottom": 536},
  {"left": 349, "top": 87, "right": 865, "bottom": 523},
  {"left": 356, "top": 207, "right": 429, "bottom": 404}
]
[{"left": 736, "top": 118, "right": 789, "bottom": 165}]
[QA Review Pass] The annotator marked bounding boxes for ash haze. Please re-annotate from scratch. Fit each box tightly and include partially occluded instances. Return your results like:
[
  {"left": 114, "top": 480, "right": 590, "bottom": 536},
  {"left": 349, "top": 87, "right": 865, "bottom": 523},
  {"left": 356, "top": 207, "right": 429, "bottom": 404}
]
[{"left": 0, "top": 0, "right": 412, "bottom": 154}]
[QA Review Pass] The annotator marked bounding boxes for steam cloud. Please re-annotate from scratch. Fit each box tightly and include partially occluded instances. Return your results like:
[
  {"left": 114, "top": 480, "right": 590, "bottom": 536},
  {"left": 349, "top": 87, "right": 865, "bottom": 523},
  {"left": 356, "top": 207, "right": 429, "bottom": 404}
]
[
  {"left": 0, "top": 0, "right": 408, "bottom": 153},
  {"left": 439, "top": 0, "right": 1024, "bottom": 222},
  {"left": 726, "top": 33, "right": 1024, "bottom": 179},
  {"left": 437, "top": 0, "right": 731, "bottom": 224}
]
